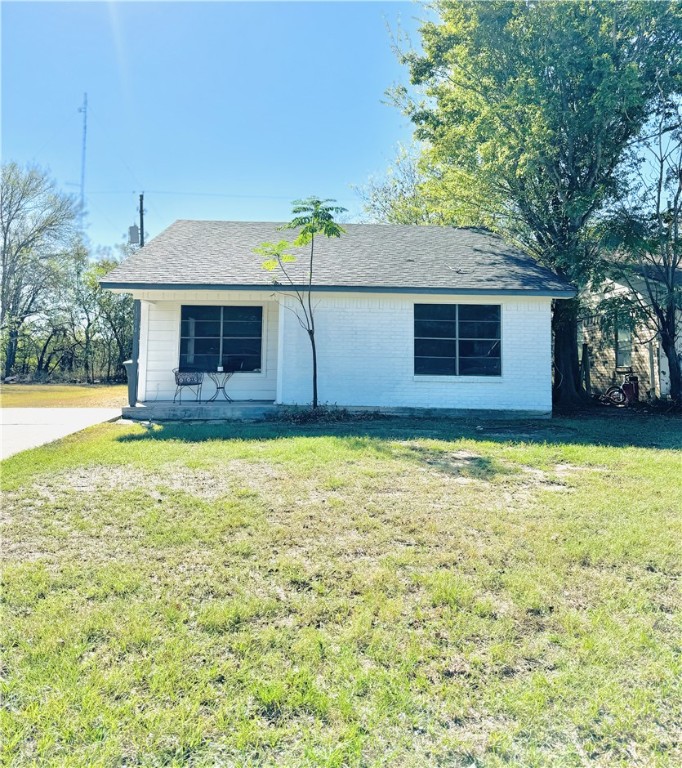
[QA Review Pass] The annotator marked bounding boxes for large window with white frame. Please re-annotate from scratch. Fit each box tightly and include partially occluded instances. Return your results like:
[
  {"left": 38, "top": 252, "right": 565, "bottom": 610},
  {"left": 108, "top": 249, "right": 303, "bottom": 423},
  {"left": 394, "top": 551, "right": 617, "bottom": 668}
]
[
  {"left": 414, "top": 304, "right": 501, "bottom": 376},
  {"left": 179, "top": 306, "right": 263, "bottom": 372}
]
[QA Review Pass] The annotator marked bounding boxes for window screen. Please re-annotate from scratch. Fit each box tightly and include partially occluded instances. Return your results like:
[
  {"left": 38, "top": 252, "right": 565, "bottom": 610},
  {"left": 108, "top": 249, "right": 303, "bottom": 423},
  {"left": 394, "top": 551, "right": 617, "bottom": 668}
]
[
  {"left": 414, "top": 304, "right": 501, "bottom": 376},
  {"left": 179, "top": 306, "right": 263, "bottom": 372}
]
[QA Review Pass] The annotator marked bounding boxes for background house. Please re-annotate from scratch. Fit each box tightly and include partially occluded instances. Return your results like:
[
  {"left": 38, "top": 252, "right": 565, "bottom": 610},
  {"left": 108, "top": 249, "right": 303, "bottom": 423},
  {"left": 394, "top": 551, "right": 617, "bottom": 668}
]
[
  {"left": 101, "top": 221, "right": 575, "bottom": 416},
  {"left": 579, "top": 275, "right": 682, "bottom": 400}
]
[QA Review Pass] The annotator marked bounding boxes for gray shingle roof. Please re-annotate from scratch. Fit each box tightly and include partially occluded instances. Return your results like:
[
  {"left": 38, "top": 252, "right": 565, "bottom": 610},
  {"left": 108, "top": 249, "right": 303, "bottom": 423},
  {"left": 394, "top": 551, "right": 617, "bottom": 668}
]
[{"left": 100, "top": 220, "right": 575, "bottom": 296}]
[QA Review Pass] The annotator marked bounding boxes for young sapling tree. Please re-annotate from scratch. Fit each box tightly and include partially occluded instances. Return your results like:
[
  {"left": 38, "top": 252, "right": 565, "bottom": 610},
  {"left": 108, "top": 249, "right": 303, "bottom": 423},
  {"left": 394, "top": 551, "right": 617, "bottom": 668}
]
[{"left": 254, "top": 197, "right": 346, "bottom": 408}]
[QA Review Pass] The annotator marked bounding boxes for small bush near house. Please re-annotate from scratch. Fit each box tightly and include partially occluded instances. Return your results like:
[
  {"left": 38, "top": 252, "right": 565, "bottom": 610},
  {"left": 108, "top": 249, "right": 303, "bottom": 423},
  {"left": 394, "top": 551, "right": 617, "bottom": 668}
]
[{"left": 268, "top": 405, "right": 389, "bottom": 424}]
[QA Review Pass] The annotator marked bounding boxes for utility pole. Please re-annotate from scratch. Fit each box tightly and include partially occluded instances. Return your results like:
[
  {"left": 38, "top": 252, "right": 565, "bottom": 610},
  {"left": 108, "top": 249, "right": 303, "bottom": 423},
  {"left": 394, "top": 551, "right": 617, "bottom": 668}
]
[
  {"left": 139, "top": 193, "right": 145, "bottom": 247},
  {"left": 126, "top": 192, "right": 145, "bottom": 408},
  {"left": 78, "top": 93, "right": 88, "bottom": 229},
  {"left": 127, "top": 191, "right": 145, "bottom": 406}
]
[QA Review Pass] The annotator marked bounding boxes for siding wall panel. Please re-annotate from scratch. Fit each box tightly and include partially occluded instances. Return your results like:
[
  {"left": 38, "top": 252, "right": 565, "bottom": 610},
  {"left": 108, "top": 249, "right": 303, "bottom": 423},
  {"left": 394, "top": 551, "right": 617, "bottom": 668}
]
[{"left": 139, "top": 295, "right": 278, "bottom": 401}]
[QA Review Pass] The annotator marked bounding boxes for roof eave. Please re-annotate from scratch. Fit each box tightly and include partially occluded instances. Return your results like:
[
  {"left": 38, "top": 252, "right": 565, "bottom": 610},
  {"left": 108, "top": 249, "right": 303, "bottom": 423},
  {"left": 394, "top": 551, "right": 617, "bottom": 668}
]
[{"left": 99, "top": 281, "right": 576, "bottom": 298}]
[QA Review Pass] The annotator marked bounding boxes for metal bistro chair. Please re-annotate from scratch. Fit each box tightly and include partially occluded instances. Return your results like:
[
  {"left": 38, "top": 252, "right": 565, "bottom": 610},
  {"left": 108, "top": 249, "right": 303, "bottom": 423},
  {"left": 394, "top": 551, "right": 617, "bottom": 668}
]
[{"left": 172, "top": 368, "right": 204, "bottom": 403}]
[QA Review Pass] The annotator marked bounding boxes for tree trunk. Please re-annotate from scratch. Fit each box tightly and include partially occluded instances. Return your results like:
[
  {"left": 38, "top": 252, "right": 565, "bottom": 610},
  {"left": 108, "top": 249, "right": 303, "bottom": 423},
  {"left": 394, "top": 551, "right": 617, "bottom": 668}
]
[
  {"left": 3, "top": 329, "right": 19, "bottom": 378},
  {"left": 552, "top": 299, "right": 589, "bottom": 409},
  {"left": 660, "top": 332, "right": 681, "bottom": 403},
  {"left": 309, "top": 329, "right": 318, "bottom": 409},
  {"left": 36, "top": 330, "right": 57, "bottom": 374},
  {"left": 84, "top": 333, "right": 92, "bottom": 383}
]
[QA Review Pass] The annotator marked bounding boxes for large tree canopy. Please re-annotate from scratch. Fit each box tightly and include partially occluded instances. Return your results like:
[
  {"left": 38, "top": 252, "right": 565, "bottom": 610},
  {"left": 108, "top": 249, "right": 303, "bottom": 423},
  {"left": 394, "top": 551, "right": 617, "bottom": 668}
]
[
  {"left": 1, "top": 163, "right": 79, "bottom": 377},
  {"left": 1, "top": 163, "right": 133, "bottom": 381},
  {"left": 397, "top": 0, "right": 682, "bottom": 404}
]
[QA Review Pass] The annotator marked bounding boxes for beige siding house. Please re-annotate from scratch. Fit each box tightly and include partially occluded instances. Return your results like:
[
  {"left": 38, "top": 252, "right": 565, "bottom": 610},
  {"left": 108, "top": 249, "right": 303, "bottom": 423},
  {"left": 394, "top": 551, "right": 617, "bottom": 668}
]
[{"left": 579, "top": 278, "right": 681, "bottom": 400}]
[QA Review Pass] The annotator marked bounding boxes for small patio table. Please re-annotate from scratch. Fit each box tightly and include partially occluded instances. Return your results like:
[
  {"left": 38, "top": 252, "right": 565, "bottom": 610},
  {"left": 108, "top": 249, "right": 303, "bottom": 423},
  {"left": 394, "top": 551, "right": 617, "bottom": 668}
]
[{"left": 206, "top": 370, "right": 234, "bottom": 402}]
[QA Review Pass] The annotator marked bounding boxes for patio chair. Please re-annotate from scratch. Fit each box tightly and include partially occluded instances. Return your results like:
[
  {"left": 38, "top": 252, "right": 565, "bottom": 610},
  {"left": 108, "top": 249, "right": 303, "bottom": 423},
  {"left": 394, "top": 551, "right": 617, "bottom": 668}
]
[{"left": 172, "top": 368, "right": 204, "bottom": 403}]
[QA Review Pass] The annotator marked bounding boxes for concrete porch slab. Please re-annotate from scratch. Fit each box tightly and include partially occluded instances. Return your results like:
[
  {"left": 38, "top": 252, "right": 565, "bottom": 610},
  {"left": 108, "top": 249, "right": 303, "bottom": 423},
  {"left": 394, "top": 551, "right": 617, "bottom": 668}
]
[
  {"left": 121, "top": 401, "right": 551, "bottom": 422},
  {"left": 122, "top": 401, "right": 277, "bottom": 421}
]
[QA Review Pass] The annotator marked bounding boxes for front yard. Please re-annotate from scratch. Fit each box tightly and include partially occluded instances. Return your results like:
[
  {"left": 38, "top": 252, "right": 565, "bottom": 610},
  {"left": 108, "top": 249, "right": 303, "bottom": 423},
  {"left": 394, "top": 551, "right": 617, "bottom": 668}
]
[
  {"left": 1, "top": 415, "right": 680, "bottom": 767},
  {"left": 0, "top": 384, "right": 127, "bottom": 408}
]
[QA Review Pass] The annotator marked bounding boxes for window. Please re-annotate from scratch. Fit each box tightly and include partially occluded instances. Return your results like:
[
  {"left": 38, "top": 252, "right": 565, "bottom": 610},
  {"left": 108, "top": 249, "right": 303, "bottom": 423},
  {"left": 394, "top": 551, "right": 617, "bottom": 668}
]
[
  {"left": 179, "top": 306, "right": 263, "bottom": 372},
  {"left": 414, "top": 304, "right": 501, "bottom": 376},
  {"left": 615, "top": 324, "right": 632, "bottom": 368}
]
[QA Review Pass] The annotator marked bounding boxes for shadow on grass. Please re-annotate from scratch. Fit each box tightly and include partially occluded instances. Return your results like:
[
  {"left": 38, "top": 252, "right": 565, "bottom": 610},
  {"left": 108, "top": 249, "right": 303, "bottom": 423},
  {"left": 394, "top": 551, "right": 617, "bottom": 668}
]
[
  {"left": 114, "top": 412, "right": 682, "bottom": 451},
  {"left": 396, "top": 444, "right": 516, "bottom": 480},
  {"left": 114, "top": 420, "right": 520, "bottom": 482}
]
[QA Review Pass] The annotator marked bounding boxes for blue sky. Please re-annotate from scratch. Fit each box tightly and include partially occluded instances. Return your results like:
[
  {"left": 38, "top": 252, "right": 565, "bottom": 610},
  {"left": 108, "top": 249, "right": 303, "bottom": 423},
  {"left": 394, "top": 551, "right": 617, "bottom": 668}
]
[{"left": 2, "top": 1, "right": 425, "bottom": 251}]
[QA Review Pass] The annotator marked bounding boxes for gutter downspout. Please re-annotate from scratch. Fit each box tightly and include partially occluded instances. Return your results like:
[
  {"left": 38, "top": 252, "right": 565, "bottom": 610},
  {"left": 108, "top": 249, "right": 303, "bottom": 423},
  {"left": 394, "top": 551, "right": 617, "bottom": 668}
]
[{"left": 123, "top": 299, "right": 141, "bottom": 407}]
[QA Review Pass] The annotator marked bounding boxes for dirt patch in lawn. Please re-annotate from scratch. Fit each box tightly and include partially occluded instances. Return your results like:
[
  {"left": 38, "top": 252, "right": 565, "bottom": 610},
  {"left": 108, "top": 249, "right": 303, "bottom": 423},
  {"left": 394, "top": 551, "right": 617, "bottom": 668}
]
[{"left": 51, "top": 465, "right": 242, "bottom": 500}]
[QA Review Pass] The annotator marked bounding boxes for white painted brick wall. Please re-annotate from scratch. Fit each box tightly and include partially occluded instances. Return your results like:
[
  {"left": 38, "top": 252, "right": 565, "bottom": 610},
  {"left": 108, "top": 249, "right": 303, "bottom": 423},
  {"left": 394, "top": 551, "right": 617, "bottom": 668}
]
[
  {"left": 133, "top": 289, "right": 554, "bottom": 411},
  {"left": 277, "top": 292, "right": 553, "bottom": 412}
]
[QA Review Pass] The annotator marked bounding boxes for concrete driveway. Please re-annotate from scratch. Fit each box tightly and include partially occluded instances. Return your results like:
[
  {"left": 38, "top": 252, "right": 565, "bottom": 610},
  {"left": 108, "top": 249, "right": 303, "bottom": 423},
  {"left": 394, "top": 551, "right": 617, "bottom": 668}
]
[{"left": 0, "top": 408, "right": 120, "bottom": 460}]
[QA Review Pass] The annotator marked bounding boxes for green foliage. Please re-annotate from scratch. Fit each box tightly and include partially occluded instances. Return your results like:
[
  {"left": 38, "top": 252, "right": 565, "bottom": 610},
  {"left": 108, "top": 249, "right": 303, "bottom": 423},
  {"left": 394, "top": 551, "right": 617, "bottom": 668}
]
[
  {"left": 588, "top": 291, "right": 650, "bottom": 340},
  {"left": 355, "top": 144, "right": 455, "bottom": 225},
  {"left": 398, "top": 0, "right": 682, "bottom": 281},
  {"left": 1, "top": 162, "right": 79, "bottom": 377},
  {"left": 0, "top": 162, "right": 134, "bottom": 381},
  {"left": 280, "top": 196, "right": 347, "bottom": 245},
  {"left": 603, "top": 97, "right": 682, "bottom": 398},
  {"left": 19, "top": 248, "right": 132, "bottom": 383},
  {"left": 267, "top": 405, "right": 388, "bottom": 424},
  {"left": 252, "top": 240, "right": 299, "bottom": 276}
]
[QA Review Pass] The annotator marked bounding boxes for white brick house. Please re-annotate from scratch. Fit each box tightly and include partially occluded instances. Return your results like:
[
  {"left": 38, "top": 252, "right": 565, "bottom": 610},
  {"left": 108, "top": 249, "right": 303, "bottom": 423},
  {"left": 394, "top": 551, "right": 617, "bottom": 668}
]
[{"left": 101, "top": 221, "right": 575, "bottom": 416}]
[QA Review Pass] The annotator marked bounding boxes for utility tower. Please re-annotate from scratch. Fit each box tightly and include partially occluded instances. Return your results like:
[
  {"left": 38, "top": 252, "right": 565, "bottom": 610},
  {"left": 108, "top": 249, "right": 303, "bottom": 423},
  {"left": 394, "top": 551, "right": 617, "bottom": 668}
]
[{"left": 78, "top": 92, "right": 88, "bottom": 229}]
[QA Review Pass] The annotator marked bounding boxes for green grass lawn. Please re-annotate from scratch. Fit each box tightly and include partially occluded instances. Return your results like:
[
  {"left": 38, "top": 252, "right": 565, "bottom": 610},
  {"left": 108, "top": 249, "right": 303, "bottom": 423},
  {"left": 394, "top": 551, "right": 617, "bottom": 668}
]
[
  {"left": 1, "top": 415, "right": 680, "bottom": 767},
  {"left": 0, "top": 383, "right": 127, "bottom": 408}
]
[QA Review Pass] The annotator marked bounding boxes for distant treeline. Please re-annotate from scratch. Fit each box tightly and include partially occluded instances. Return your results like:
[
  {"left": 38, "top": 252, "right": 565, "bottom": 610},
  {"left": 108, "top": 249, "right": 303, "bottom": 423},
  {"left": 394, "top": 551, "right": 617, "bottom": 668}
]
[{"left": 1, "top": 162, "right": 133, "bottom": 383}]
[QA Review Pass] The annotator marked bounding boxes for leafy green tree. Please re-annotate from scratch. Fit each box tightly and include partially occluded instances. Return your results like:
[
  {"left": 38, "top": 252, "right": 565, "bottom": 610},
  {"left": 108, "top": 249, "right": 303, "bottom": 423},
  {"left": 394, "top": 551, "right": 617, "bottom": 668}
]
[
  {"left": 254, "top": 197, "right": 346, "bottom": 408},
  {"left": 1, "top": 163, "right": 78, "bottom": 377},
  {"left": 396, "top": 0, "right": 682, "bottom": 406},
  {"left": 2, "top": 239, "right": 133, "bottom": 383},
  {"left": 0, "top": 161, "right": 132, "bottom": 382},
  {"left": 602, "top": 98, "right": 682, "bottom": 402},
  {"left": 30, "top": 253, "right": 79, "bottom": 379},
  {"left": 31, "top": 317, "right": 72, "bottom": 378},
  {"left": 63, "top": 247, "right": 133, "bottom": 383},
  {"left": 355, "top": 145, "right": 454, "bottom": 225},
  {"left": 88, "top": 255, "right": 134, "bottom": 380}
]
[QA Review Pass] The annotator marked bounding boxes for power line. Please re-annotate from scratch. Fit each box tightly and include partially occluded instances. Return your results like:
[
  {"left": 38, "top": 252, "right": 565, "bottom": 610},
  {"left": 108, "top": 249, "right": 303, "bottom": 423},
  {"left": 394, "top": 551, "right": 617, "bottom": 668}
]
[{"left": 82, "top": 188, "right": 358, "bottom": 203}]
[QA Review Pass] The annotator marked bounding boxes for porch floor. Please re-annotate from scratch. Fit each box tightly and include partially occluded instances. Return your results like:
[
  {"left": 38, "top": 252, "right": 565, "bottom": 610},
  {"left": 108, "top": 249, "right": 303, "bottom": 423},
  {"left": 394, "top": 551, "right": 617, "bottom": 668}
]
[
  {"left": 122, "top": 401, "right": 552, "bottom": 422},
  {"left": 122, "top": 400, "right": 277, "bottom": 422}
]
